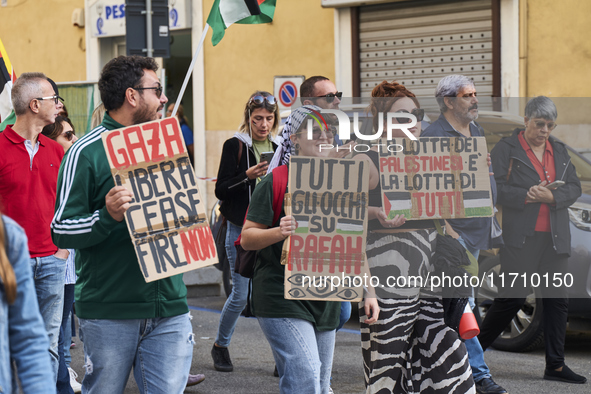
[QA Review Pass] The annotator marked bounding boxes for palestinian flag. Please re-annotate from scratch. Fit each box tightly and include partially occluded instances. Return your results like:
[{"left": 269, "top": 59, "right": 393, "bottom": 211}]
[
  {"left": 0, "top": 38, "right": 17, "bottom": 123},
  {"left": 383, "top": 191, "right": 412, "bottom": 219},
  {"left": 336, "top": 219, "right": 364, "bottom": 235},
  {"left": 463, "top": 191, "right": 493, "bottom": 217},
  {"left": 294, "top": 215, "right": 309, "bottom": 234},
  {"left": 206, "top": 0, "right": 276, "bottom": 46}
]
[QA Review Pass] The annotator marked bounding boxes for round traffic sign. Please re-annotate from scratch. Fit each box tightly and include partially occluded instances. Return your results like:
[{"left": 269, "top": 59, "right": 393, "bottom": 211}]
[{"left": 279, "top": 81, "right": 297, "bottom": 107}]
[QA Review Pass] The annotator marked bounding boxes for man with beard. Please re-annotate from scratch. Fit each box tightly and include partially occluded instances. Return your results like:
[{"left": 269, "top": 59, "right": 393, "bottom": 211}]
[
  {"left": 422, "top": 75, "right": 507, "bottom": 394},
  {"left": 51, "top": 56, "right": 193, "bottom": 393}
]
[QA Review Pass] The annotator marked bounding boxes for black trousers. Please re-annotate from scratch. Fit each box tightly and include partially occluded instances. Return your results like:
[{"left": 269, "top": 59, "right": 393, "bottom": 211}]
[{"left": 478, "top": 232, "right": 569, "bottom": 370}]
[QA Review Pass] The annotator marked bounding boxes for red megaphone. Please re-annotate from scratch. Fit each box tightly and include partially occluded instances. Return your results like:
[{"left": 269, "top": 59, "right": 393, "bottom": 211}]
[{"left": 459, "top": 304, "right": 480, "bottom": 340}]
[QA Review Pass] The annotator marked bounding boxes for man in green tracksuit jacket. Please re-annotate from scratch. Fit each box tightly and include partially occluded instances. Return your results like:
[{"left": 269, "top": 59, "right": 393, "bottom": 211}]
[{"left": 51, "top": 56, "right": 193, "bottom": 394}]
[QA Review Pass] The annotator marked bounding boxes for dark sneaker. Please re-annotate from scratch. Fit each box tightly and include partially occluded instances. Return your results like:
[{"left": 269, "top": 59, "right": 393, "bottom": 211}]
[
  {"left": 186, "top": 373, "right": 205, "bottom": 387},
  {"left": 211, "top": 344, "right": 233, "bottom": 372},
  {"left": 475, "top": 377, "right": 508, "bottom": 394},
  {"left": 544, "top": 365, "right": 587, "bottom": 384}
]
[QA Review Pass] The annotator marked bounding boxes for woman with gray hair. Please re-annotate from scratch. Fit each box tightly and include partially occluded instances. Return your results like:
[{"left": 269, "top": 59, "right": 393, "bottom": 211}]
[{"left": 479, "top": 96, "right": 586, "bottom": 384}]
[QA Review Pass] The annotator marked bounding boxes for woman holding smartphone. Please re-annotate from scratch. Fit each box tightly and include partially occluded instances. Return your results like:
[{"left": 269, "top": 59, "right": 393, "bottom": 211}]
[{"left": 211, "top": 91, "right": 279, "bottom": 372}]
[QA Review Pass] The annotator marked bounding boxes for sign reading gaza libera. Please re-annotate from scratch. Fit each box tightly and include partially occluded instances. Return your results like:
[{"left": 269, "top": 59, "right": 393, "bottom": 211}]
[
  {"left": 379, "top": 137, "right": 493, "bottom": 220},
  {"left": 101, "top": 117, "right": 217, "bottom": 282}
]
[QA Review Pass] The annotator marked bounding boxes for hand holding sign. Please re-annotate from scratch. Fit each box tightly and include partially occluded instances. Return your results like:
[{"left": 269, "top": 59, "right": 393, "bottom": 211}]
[
  {"left": 106, "top": 186, "right": 134, "bottom": 222},
  {"left": 279, "top": 215, "right": 298, "bottom": 238}
]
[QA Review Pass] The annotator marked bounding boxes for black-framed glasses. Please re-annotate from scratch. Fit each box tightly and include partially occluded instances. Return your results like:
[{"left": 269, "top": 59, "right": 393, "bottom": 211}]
[
  {"left": 394, "top": 108, "right": 425, "bottom": 123},
  {"left": 249, "top": 95, "right": 276, "bottom": 106},
  {"left": 134, "top": 84, "right": 163, "bottom": 98},
  {"left": 35, "top": 95, "right": 64, "bottom": 105},
  {"left": 315, "top": 92, "right": 342, "bottom": 103}
]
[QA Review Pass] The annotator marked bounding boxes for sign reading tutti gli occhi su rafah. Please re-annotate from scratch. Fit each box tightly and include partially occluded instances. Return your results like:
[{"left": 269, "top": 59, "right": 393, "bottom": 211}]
[
  {"left": 283, "top": 157, "right": 369, "bottom": 302},
  {"left": 101, "top": 117, "right": 217, "bottom": 282},
  {"left": 379, "top": 137, "right": 493, "bottom": 220}
]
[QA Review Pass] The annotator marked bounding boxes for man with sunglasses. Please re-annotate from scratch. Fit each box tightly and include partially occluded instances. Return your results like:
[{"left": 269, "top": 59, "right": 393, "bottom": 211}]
[
  {"left": 52, "top": 56, "right": 194, "bottom": 393},
  {"left": 300, "top": 75, "right": 342, "bottom": 110},
  {"left": 0, "top": 72, "right": 67, "bottom": 382},
  {"left": 422, "top": 75, "right": 507, "bottom": 394}
]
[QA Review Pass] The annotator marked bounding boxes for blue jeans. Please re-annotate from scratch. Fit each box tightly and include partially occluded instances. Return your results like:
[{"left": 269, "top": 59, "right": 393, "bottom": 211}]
[
  {"left": 215, "top": 221, "right": 250, "bottom": 347},
  {"left": 78, "top": 313, "right": 193, "bottom": 394},
  {"left": 258, "top": 317, "right": 335, "bottom": 394},
  {"left": 337, "top": 302, "right": 351, "bottom": 331},
  {"left": 30, "top": 254, "right": 67, "bottom": 382},
  {"left": 457, "top": 236, "right": 491, "bottom": 383},
  {"left": 57, "top": 284, "right": 75, "bottom": 394}
]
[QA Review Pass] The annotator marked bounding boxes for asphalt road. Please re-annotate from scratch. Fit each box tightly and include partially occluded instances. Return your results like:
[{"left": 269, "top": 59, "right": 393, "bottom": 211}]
[{"left": 66, "top": 295, "right": 591, "bottom": 393}]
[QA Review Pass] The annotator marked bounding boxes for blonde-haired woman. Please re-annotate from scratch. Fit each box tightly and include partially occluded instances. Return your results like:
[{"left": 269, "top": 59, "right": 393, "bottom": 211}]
[
  {"left": 0, "top": 214, "right": 55, "bottom": 392},
  {"left": 211, "top": 91, "right": 279, "bottom": 372}
]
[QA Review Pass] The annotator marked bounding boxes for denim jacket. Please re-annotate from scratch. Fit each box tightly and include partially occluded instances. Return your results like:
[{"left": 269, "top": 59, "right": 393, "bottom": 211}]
[{"left": 0, "top": 215, "right": 54, "bottom": 394}]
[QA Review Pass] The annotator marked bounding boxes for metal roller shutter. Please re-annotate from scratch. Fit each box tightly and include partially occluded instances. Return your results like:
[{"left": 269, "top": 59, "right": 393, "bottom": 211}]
[{"left": 359, "top": 0, "right": 493, "bottom": 108}]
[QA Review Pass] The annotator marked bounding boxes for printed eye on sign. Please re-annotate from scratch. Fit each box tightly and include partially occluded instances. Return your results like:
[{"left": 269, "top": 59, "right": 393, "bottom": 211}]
[
  {"left": 101, "top": 117, "right": 217, "bottom": 282},
  {"left": 379, "top": 137, "right": 493, "bottom": 220},
  {"left": 283, "top": 157, "right": 369, "bottom": 302}
]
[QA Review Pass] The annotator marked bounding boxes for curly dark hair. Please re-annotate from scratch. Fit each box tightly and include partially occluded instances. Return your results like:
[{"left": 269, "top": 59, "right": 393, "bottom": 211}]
[
  {"left": 369, "top": 81, "right": 419, "bottom": 132},
  {"left": 99, "top": 56, "right": 159, "bottom": 111}
]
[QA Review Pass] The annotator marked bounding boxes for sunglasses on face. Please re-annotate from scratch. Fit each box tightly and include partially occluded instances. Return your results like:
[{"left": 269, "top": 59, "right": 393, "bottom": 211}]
[
  {"left": 300, "top": 126, "right": 335, "bottom": 141},
  {"left": 62, "top": 130, "right": 75, "bottom": 141},
  {"left": 134, "top": 84, "right": 163, "bottom": 99},
  {"left": 532, "top": 119, "right": 557, "bottom": 131},
  {"left": 249, "top": 95, "right": 277, "bottom": 106},
  {"left": 315, "top": 92, "right": 343, "bottom": 104},
  {"left": 393, "top": 108, "right": 425, "bottom": 124},
  {"left": 35, "top": 95, "right": 64, "bottom": 105}
]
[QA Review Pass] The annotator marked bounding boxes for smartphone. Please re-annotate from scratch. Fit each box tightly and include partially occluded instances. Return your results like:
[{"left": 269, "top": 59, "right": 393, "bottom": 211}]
[
  {"left": 259, "top": 151, "right": 275, "bottom": 165},
  {"left": 545, "top": 180, "right": 565, "bottom": 189}
]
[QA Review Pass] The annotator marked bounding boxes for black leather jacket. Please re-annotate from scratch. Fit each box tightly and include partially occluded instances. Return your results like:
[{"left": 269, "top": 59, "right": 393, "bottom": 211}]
[
  {"left": 491, "top": 129, "right": 581, "bottom": 255},
  {"left": 215, "top": 137, "right": 277, "bottom": 226}
]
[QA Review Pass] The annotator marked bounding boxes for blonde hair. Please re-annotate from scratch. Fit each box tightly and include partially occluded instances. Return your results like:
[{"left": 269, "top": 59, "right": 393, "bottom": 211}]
[
  {"left": 0, "top": 217, "right": 17, "bottom": 304},
  {"left": 238, "top": 91, "right": 280, "bottom": 137},
  {"left": 91, "top": 102, "right": 106, "bottom": 129}
]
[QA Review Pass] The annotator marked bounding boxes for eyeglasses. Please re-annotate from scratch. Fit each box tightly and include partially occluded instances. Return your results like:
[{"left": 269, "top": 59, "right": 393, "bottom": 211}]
[
  {"left": 315, "top": 92, "right": 342, "bottom": 104},
  {"left": 62, "top": 130, "right": 75, "bottom": 141},
  {"left": 134, "top": 84, "right": 163, "bottom": 99},
  {"left": 531, "top": 119, "right": 557, "bottom": 131},
  {"left": 249, "top": 95, "right": 276, "bottom": 106},
  {"left": 394, "top": 108, "right": 425, "bottom": 123},
  {"left": 35, "top": 95, "right": 64, "bottom": 105},
  {"left": 301, "top": 126, "right": 335, "bottom": 141}
]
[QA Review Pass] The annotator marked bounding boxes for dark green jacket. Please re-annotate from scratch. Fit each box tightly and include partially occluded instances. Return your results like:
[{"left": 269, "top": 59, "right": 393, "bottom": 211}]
[{"left": 51, "top": 113, "right": 188, "bottom": 319}]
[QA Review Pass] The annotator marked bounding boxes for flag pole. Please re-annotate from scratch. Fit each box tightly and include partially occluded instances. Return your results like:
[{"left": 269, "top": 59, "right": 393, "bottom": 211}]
[{"left": 171, "top": 23, "right": 210, "bottom": 118}]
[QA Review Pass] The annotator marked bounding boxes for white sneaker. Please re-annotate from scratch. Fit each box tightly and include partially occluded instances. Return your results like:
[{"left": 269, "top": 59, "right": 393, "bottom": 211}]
[{"left": 68, "top": 367, "right": 82, "bottom": 393}]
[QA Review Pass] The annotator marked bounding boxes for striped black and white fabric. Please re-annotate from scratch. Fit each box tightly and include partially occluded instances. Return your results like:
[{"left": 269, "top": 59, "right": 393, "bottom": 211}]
[{"left": 360, "top": 229, "right": 475, "bottom": 394}]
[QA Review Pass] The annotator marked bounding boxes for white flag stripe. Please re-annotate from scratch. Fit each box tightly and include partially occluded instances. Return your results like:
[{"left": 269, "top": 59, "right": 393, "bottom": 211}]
[
  {"left": 388, "top": 199, "right": 412, "bottom": 210},
  {"left": 463, "top": 198, "right": 491, "bottom": 208},
  {"left": 336, "top": 223, "right": 363, "bottom": 232},
  {"left": 296, "top": 220, "right": 309, "bottom": 228},
  {"left": 220, "top": 0, "right": 252, "bottom": 28}
]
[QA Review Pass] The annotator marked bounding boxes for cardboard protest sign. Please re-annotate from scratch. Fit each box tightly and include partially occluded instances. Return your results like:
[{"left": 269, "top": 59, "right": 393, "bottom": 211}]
[
  {"left": 101, "top": 117, "right": 217, "bottom": 282},
  {"left": 379, "top": 137, "right": 493, "bottom": 220},
  {"left": 284, "top": 157, "right": 369, "bottom": 302}
]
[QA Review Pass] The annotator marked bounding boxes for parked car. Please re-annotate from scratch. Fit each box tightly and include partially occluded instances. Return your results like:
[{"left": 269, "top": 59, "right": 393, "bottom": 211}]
[{"left": 474, "top": 110, "right": 591, "bottom": 351}]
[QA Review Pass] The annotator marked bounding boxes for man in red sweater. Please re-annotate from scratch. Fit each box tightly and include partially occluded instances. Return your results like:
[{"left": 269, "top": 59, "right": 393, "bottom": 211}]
[{"left": 0, "top": 72, "right": 67, "bottom": 382}]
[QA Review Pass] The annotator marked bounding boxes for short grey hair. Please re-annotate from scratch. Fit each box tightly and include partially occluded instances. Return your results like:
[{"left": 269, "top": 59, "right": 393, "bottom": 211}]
[
  {"left": 524, "top": 96, "right": 557, "bottom": 121},
  {"left": 435, "top": 74, "right": 475, "bottom": 113},
  {"left": 11, "top": 72, "right": 47, "bottom": 116}
]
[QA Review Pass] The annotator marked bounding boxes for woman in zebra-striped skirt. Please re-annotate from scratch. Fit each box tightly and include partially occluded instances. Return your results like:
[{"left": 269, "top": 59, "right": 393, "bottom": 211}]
[{"left": 356, "top": 81, "right": 475, "bottom": 394}]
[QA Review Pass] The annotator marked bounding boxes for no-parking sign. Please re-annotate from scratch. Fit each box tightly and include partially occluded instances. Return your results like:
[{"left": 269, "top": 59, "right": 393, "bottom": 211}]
[{"left": 274, "top": 75, "right": 305, "bottom": 111}]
